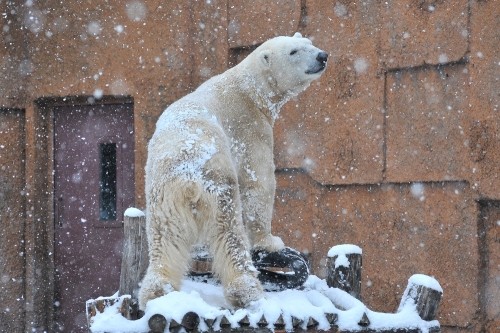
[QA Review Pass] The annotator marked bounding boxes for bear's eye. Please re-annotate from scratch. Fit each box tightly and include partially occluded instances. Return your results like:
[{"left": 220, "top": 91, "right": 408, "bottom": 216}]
[{"left": 289, "top": 49, "right": 298, "bottom": 55}]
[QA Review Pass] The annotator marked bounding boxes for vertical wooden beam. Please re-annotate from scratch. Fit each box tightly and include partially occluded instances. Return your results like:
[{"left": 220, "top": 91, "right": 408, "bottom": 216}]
[
  {"left": 326, "top": 244, "right": 363, "bottom": 300},
  {"left": 119, "top": 208, "right": 148, "bottom": 298},
  {"left": 24, "top": 101, "right": 55, "bottom": 332},
  {"left": 398, "top": 274, "right": 443, "bottom": 321}
]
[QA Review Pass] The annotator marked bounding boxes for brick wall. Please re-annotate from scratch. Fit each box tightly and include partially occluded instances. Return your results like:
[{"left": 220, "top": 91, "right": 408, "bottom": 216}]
[{"left": 0, "top": 0, "right": 498, "bottom": 331}]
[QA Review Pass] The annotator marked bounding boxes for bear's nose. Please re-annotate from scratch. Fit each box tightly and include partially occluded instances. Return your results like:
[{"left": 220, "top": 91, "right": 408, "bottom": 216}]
[{"left": 317, "top": 52, "right": 328, "bottom": 64}]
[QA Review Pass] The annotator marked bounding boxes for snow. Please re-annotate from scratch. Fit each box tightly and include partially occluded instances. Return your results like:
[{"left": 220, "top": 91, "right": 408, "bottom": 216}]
[
  {"left": 93, "top": 89, "right": 104, "bottom": 99},
  {"left": 353, "top": 58, "right": 369, "bottom": 74},
  {"left": 125, "top": 1, "right": 147, "bottom": 22},
  {"left": 327, "top": 244, "right": 362, "bottom": 258},
  {"left": 124, "top": 207, "right": 145, "bottom": 218},
  {"left": 334, "top": 3, "right": 348, "bottom": 17},
  {"left": 114, "top": 25, "right": 124, "bottom": 34},
  {"left": 408, "top": 274, "right": 443, "bottom": 293},
  {"left": 89, "top": 275, "right": 440, "bottom": 333},
  {"left": 87, "top": 21, "right": 102, "bottom": 36},
  {"left": 328, "top": 245, "right": 362, "bottom": 269},
  {"left": 410, "top": 182, "right": 425, "bottom": 201},
  {"left": 438, "top": 54, "right": 448, "bottom": 64}
]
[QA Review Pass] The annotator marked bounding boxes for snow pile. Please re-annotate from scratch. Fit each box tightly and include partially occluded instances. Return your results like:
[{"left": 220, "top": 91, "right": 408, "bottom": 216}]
[
  {"left": 88, "top": 275, "right": 440, "bottom": 333},
  {"left": 327, "top": 244, "right": 362, "bottom": 268},
  {"left": 124, "top": 207, "right": 145, "bottom": 218},
  {"left": 407, "top": 274, "right": 443, "bottom": 293}
]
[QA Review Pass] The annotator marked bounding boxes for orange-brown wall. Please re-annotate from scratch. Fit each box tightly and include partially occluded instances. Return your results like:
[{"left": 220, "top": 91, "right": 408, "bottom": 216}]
[{"left": 0, "top": 1, "right": 498, "bottom": 332}]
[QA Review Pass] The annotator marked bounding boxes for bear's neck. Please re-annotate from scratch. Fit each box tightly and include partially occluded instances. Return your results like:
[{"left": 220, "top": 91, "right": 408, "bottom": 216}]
[{"left": 234, "top": 68, "right": 294, "bottom": 125}]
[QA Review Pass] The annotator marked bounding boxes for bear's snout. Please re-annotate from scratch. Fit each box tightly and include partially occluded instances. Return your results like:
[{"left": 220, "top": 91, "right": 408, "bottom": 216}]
[
  {"left": 306, "top": 51, "right": 328, "bottom": 75},
  {"left": 317, "top": 51, "right": 328, "bottom": 65}
]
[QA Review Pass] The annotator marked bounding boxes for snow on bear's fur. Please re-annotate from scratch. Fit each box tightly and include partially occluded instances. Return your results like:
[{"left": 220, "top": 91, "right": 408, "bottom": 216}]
[{"left": 139, "top": 33, "right": 328, "bottom": 309}]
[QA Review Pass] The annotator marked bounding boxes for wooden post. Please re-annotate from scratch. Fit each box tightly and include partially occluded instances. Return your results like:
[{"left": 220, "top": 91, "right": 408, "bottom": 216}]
[
  {"left": 190, "top": 244, "right": 213, "bottom": 275},
  {"left": 398, "top": 274, "right": 443, "bottom": 321},
  {"left": 326, "top": 244, "right": 363, "bottom": 300},
  {"left": 119, "top": 208, "right": 149, "bottom": 298}
]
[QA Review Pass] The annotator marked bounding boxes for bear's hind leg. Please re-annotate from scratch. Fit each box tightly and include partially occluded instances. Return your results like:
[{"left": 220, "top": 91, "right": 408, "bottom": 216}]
[
  {"left": 208, "top": 185, "right": 264, "bottom": 308},
  {"left": 139, "top": 199, "right": 196, "bottom": 309}
]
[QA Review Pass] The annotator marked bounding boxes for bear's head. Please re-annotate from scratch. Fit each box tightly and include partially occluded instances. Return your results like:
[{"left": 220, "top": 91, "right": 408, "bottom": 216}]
[{"left": 255, "top": 32, "right": 328, "bottom": 97}]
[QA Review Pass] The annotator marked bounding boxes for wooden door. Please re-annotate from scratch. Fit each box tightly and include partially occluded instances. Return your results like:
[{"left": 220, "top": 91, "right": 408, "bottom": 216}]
[{"left": 53, "top": 104, "right": 134, "bottom": 332}]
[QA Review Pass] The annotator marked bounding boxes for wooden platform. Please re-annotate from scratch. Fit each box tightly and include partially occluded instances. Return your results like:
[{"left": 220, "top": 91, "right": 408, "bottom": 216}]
[{"left": 86, "top": 212, "right": 443, "bottom": 333}]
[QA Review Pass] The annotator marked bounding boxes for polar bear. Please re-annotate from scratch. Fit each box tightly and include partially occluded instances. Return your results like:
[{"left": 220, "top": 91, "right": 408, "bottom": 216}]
[{"left": 139, "top": 33, "right": 328, "bottom": 309}]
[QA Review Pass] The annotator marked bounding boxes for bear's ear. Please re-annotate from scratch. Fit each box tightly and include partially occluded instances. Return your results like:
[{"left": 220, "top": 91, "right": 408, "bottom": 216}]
[
  {"left": 260, "top": 50, "right": 270, "bottom": 67},
  {"left": 293, "top": 32, "right": 302, "bottom": 38}
]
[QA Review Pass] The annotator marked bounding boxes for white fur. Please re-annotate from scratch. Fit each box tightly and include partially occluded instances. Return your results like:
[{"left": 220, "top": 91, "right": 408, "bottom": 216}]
[{"left": 139, "top": 33, "right": 327, "bottom": 309}]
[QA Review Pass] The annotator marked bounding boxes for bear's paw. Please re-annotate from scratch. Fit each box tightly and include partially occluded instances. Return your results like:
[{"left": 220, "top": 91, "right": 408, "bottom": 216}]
[
  {"left": 224, "top": 274, "right": 264, "bottom": 308},
  {"left": 138, "top": 274, "right": 174, "bottom": 310},
  {"left": 253, "top": 234, "right": 285, "bottom": 252}
]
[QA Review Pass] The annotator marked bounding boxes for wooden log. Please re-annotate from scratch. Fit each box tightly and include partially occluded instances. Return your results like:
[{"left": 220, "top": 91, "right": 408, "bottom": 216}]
[
  {"left": 326, "top": 244, "right": 363, "bottom": 300},
  {"left": 119, "top": 208, "right": 149, "bottom": 298},
  {"left": 169, "top": 318, "right": 181, "bottom": 332},
  {"left": 127, "top": 298, "right": 143, "bottom": 320},
  {"left": 238, "top": 315, "right": 250, "bottom": 327},
  {"left": 204, "top": 317, "right": 216, "bottom": 329},
  {"left": 306, "top": 317, "right": 319, "bottom": 328},
  {"left": 274, "top": 314, "right": 285, "bottom": 329},
  {"left": 219, "top": 315, "right": 231, "bottom": 328},
  {"left": 358, "top": 312, "right": 370, "bottom": 327},
  {"left": 257, "top": 315, "right": 268, "bottom": 327},
  {"left": 181, "top": 311, "right": 200, "bottom": 331},
  {"left": 325, "top": 312, "right": 337, "bottom": 325},
  {"left": 291, "top": 316, "right": 302, "bottom": 328},
  {"left": 148, "top": 314, "right": 167, "bottom": 333},
  {"left": 398, "top": 274, "right": 443, "bottom": 321},
  {"left": 86, "top": 301, "right": 97, "bottom": 328},
  {"left": 190, "top": 244, "right": 213, "bottom": 275},
  {"left": 96, "top": 299, "right": 107, "bottom": 313},
  {"left": 119, "top": 297, "right": 131, "bottom": 319}
]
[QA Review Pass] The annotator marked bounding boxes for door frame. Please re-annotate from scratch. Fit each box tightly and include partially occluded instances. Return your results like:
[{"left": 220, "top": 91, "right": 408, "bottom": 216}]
[{"left": 30, "top": 95, "right": 134, "bottom": 331}]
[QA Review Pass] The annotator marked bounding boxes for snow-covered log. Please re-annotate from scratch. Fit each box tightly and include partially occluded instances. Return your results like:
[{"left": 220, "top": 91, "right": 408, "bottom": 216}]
[
  {"left": 398, "top": 274, "right": 443, "bottom": 321},
  {"left": 119, "top": 208, "right": 148, "bottom": 300},
  {"left": 326, "top": 244, "right": 363, "bottom": 300}
]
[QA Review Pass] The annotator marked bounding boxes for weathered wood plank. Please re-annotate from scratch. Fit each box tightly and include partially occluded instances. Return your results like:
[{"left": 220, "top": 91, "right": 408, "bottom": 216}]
[{"left": 119, "top": 208, "right": 149, "bottom": 298}]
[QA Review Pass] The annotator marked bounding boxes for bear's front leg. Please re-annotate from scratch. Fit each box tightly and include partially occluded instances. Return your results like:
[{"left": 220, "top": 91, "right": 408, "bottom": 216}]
[
  {"left": 242, "top": 186, "right": 285, "bottom": 252},
  {"left": 239, "top": 160, "right": 285, "bottom": 253}
]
